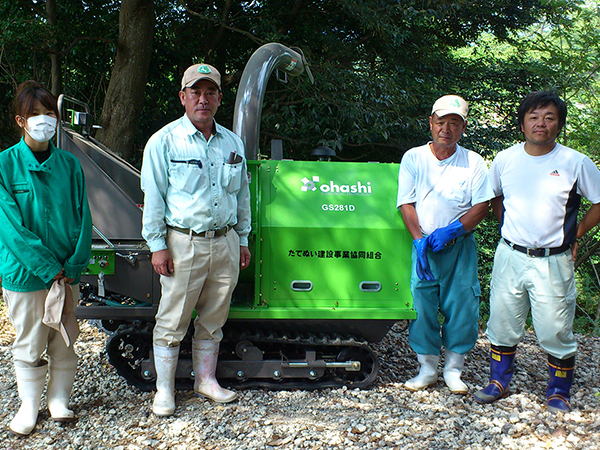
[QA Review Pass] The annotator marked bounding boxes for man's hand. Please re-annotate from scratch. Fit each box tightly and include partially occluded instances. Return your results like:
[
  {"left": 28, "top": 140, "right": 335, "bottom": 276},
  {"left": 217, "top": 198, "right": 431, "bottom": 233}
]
[
  {"left": 414, "top": 238, "right": 434, "bottom": 281},
  {"left": 571, "top": 240, "right": 578, "bottom": 262},
  {"left": 152, "top": 249, "right": 174, "bottom": 276},
  {"left": 427, "top": 219, "right": 466, "bottom": 252},
  {"left": 240, "top": 246, "right": 251, "bottom": 270},
  {"left": 573, "top": 203, "right": 600, "bottom": 262}
]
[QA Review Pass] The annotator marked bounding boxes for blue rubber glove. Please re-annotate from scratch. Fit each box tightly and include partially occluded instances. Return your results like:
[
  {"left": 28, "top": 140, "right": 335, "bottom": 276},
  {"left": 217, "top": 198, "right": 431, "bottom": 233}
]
[
  {"left": 427, "top": 219, "right": 466, "bottom": 252},
  {"left": 413, "top": 238, "right": 434, "bottom": 281}
]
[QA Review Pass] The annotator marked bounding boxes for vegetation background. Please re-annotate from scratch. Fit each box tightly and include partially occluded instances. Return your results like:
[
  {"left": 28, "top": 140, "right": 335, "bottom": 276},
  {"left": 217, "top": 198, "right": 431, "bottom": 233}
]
[{"left": 1, "top": 0, "right": 599, "bottom": 333}]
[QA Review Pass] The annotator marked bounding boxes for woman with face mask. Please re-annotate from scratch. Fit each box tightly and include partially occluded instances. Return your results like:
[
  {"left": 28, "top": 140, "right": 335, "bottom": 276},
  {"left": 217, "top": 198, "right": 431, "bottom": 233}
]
[{"left": 0, "top": 80, "right": 92, "bottom": 436}]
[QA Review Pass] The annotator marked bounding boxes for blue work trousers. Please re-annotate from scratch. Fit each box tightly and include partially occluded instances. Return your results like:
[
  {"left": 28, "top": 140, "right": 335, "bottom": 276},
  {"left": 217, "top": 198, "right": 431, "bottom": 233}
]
[{"left": 409, "top": 233, "right": 480, "bottom": 356}]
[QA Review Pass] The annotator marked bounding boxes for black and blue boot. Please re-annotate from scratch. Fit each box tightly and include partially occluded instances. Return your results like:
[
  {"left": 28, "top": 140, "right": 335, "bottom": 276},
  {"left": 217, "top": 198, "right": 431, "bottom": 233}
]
[
  {"left": 474, "top": 345, "right": 517, "bottom": 404},
  {"left": 547, "top": 354, "right": 575, "bottom": 413}
]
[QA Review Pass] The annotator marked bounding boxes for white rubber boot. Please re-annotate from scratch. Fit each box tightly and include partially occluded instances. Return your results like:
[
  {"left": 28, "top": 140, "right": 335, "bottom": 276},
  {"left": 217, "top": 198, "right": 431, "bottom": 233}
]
[
  {"left": 443, "top": 349, "right": 468, "bottom": 395},
  {"left": 10, "top": 363, "right": 48, "bottom": 436},
  {"left": 47, "top": 359, "right": 78, "bottom": 421},
  {"left": 404, "top": 354, "right": 439, "bottom": 391},
  {"left": 152, "top": 344, "right": 179, "bottom": 416},
  {"left": 193, "top": 339, "right": 237, "bottom": 403}
]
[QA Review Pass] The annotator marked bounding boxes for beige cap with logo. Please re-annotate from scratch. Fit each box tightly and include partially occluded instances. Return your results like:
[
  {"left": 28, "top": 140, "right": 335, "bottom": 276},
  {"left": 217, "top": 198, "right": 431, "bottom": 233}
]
[
  {"left": 431, "top": 95, "right": 468, "bottom": 121},
  {"left": 181, "top": 64, "right": 221, "bottom": 91}
]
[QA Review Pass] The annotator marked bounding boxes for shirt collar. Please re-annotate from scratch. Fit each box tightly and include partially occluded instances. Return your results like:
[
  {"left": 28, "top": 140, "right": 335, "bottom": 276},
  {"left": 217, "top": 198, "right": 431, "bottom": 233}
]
[
  {"left": 181, "top": 114, "right": 222, "bottom": 138},
  {"left": 19, "top": 137, "right": 57, "bottom": 172}
]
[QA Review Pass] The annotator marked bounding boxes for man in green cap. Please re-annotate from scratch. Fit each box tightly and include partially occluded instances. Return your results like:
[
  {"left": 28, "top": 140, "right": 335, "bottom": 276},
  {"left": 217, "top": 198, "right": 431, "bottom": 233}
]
[{"left": 141, "top": 63, "right": 252, "bottom": 416}]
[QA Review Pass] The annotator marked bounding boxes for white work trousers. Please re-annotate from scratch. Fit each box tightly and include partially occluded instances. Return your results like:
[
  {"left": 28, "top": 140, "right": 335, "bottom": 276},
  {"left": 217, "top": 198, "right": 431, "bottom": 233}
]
[
  {"left": 153, "top": 227, "right": 240, "bottom": 347},
  {"left": 485, "top": 240, "right": 577, "bottom": 359}
]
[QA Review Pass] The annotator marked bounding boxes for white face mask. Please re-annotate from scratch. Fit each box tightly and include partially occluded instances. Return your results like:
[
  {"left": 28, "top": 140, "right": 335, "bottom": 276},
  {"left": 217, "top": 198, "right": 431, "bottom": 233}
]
[{"left": 24, "top": 115, "right": 57, "bottom": 143}]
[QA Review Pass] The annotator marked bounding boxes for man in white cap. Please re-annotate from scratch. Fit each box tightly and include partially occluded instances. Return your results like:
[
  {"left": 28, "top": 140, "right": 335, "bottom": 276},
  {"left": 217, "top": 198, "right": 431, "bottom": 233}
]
[
  {"left": 397, "top": 95, "right": 493, "bottom": 394},
  {"left": 141, "top": 63, "right": 252, "bottom": 416}
]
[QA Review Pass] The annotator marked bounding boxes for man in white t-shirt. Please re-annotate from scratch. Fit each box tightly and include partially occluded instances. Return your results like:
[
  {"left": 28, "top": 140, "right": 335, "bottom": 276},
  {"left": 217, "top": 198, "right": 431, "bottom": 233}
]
[
  {"left": 474, "top": 91, "right": 600, "bottom": 413},
  {"left": 397, "top": 95, "right": 494, "bottom": 394}
]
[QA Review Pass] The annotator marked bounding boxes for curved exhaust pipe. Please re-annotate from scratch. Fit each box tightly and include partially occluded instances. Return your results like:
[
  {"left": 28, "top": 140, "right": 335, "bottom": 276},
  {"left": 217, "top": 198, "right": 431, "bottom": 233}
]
[{"left": 233, "top": 43, "right": 312, "bottom": 160}]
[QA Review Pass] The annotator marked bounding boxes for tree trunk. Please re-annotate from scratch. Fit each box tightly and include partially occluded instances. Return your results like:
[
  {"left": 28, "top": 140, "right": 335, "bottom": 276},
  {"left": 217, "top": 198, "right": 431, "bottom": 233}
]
[
  {"left": 46, "top": 0, "right": 62, "bottom": 96},
  {"left": 96, "top": 0, "right": 154, "bottom": 160}
]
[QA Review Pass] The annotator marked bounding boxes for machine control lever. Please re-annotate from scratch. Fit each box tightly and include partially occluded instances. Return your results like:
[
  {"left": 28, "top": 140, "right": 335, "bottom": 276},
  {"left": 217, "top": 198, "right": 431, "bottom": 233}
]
[{"left": 116, "top": 252, "right": 138, "bottom": 266}]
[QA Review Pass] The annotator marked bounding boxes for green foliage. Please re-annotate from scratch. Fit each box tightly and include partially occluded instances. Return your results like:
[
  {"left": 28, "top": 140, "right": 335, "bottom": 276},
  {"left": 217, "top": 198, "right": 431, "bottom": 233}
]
[
  {"left": 237, "top": 0, "right": 552, "bottom": 162},
  {"left": 475, "top": 214, "right": 501, "bottom": 326},
  {"left": 574, "top": 198, "right": 600, "bottom": 334},
  {"left": 0, "top": 0, "right": 120, "bottom": 149},
  {"left": 512, "top": 0, "right": 600, "bottom": 159},
  {"left": 452, "top": 35, "right": 550, "bottom": 156},
  {"left": 574, "top": 273, "right": 599, "bottom": 333},
  {"left": 0, "top": 0, "right": 554, "bottom": 162}
]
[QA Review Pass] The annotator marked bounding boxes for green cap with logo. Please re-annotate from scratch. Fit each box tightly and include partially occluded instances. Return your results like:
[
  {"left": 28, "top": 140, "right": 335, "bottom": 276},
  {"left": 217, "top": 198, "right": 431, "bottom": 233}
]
[
  {"left": 431, "top": 95, "right": 468, "bottom": 121},
  {"left": 181, "top": 63, "right": 221, "bottom": 91}
]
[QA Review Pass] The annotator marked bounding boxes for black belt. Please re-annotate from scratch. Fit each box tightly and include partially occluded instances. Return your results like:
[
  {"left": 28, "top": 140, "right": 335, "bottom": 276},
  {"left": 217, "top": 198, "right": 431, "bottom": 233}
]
[
  {"left": 169, "top": 225, "right": 231, "bottom": 238},
  {"left": 504, "top": 238, "right": 570, "bottom": 257}
]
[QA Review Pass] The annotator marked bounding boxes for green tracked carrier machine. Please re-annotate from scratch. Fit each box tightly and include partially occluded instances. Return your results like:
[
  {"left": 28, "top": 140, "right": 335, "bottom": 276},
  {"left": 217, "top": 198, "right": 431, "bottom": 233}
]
[{"left": 62, "top": 43, "right": 415, "bottom": 391}]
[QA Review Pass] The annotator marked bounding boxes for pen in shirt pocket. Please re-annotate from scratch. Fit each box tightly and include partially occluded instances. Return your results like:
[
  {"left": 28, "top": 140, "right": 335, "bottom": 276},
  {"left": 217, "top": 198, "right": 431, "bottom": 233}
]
[
  {"left": 227, "top": 151, "right": 243, "bottom": 164},
  {"left": 171, "top": 159, "right": 202, "bottom": 169}
]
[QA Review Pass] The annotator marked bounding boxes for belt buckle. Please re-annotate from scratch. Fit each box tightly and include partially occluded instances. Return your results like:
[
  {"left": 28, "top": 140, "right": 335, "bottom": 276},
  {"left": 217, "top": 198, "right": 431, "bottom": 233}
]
[
  {"left": 205, "top": 230, "right": 216, "bottom": 238},
  {"left": 526, "top": 247, "right": 547, "bottom": 257}
]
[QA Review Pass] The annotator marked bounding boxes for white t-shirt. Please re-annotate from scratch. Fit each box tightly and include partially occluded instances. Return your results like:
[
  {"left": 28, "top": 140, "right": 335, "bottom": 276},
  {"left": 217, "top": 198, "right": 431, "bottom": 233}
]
[
  {"left": 489, "top": 142, "right": 600, "bottom": 248},
  {"left": 397, "top": 143, "right": 494, "bottom": 236}
]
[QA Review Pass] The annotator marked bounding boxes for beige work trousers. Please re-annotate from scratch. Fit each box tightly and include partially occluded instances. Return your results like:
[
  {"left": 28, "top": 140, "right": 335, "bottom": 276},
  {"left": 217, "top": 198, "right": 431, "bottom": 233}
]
[
  {"left": 153, "top": 227, "right": 240, "bottom": 347},
  {"left": 3, "top": 285, "right": 79, "bottom": 368}
]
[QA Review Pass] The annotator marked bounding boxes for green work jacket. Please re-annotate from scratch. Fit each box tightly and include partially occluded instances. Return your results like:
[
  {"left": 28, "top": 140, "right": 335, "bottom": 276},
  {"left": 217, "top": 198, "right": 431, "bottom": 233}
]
[{"left": 0, "top": 138, "right": 92, "bottom": 292}]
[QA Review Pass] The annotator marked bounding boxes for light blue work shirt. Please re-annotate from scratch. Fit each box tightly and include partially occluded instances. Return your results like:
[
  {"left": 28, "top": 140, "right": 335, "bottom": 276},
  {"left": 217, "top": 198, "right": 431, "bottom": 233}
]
[{"left": 141, "top": 114, "right": 251, "bottom": 252}]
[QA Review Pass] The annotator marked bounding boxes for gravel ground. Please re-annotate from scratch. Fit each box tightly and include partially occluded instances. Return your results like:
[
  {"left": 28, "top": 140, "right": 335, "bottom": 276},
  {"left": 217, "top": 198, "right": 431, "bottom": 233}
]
[{"left": 1, "top": 301, "right": 599, "bottom": 450}]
